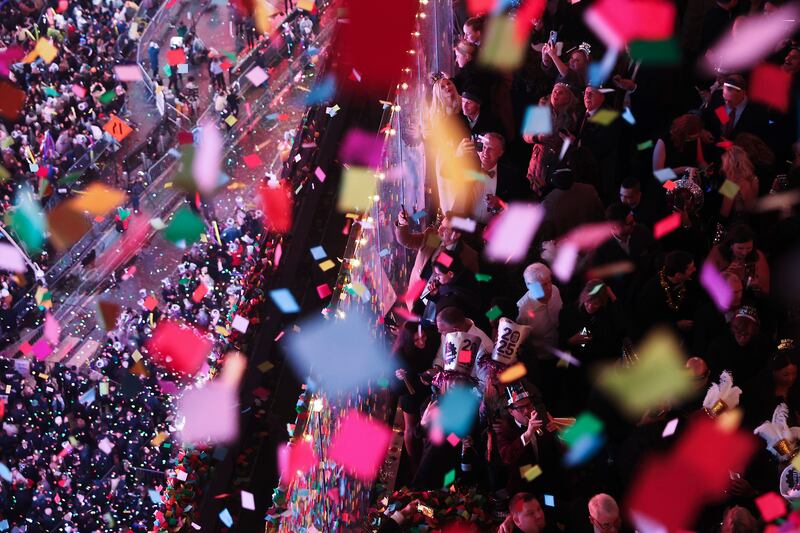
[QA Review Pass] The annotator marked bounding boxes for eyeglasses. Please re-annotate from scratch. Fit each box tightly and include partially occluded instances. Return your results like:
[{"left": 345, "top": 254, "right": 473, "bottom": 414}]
[{"left": 590, "top": 517, "right": 618, "bottom": 530}]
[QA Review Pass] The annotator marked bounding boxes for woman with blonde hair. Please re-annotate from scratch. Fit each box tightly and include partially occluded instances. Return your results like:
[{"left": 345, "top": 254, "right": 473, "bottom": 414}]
[
  {"left": 429, "top": 75, "right": 461, "bottom": 122},
  {"left": 720, "top": 145, "right": 759, "bottom": 218}
]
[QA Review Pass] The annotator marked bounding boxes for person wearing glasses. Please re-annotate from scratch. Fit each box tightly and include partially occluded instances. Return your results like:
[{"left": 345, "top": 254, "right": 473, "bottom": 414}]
[{"left": 588, "top": 493, "right": 622, "bottom": 533}]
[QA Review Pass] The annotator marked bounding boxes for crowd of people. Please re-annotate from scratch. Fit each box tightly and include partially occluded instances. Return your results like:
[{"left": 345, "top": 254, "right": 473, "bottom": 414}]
[
  {"left": 380, "top": 1, "right": 800, "bottom": 531},
  {"left": 0, "top": 190, "right": 276, "bottom": 530}
]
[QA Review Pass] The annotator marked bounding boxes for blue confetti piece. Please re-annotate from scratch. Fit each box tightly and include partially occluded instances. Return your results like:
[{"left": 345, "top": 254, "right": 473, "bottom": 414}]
[
  {"left": 521, "top": 106, "right": 552, "bottom": 136},
  {"left": 310, "top": 245, "right": 327, "bottom": 260},
  {"left": 411, "top": 210, "right": 427, "bottom": 222},
  {"left": 439, "top": 386, "right": 480, "bottom": 437},
  {"left": 622, "top": 107, "right": 636, "bottom": 125},
  {"left": 270, "top": 288, "right": 300, "bottom": 313},
  {"left": 0, "top": 463, "right": 11, "bottom": 482},
  {"left": 527, "top": 281, "right": 545, "bottom": 300},
  {"left": 563, "top": 433, "right": 605, "bottom": 467},
  {"left": 588, "top": 46, "right": 618, "bottom": 88},
  {"left": 265, "top": 113, "right": 279, "bottom": 121},
  {"left": 307, "top": 46, "right": 320, "bottom": 56},
  {"left": 219, "top": 508, "right": 233, "bottom": 527},
  {"left": 0, "top": 519, "right": 8, "bottom": 531},
  {"left": 306, "top": 75, "right": 336, "bottom": 105},
  {"left": 379, "top": 248, "right": 391, "bottom": 258},
  {"left": 544, "top": 494, "right": 555, "bottom": 507},
  {"left": 148, "top": 489, "right": 162, "bottom": 504},
  {"left": 213, "top": 446, "right": 228, "bottom": 461}
]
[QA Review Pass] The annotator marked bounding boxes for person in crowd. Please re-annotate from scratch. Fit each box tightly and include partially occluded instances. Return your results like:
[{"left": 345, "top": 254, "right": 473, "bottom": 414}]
[
  {"left": 652, "top": 113, "right": 715, "bottom": 176},
  {"left": 498, "top": 492, "right": 551, "bottom": 533},
  {"left": 539, "top": 166, "right": 605, "bottom": 240},
  {"left": 634, "top": 250, "right": 702, "bottom": 341},
  {"left": 718, "top": 146, "right": 760, "bottom": 220},
  {"left": 706, "top": 305, "right": 769, "bottom": 379},
  {"left": 574, "top": 84, "right": 621, "bottom": 204},
  {"left": 702, "top": 74, "right": 769, "bottom": 141},
  {"left": 618, "top": 177, "right": 666, "bottom": 230},
  {"left": 587, "top": 493, "right": 622, "bottom": 533},
  {"left": 394, "top": 211, "right": 479, "bottom": 315},
  {"left": 692, "top": 271, "right": 744, "bottom": 354},
  {"left": 393, "top": 321, "right": 440, "bottom": 475},
  {"left": 462, "top": 132, "right": 527, "bottom": 225},
  {"left": 707, "top": 223, "right": 770, "bottom": 295}
]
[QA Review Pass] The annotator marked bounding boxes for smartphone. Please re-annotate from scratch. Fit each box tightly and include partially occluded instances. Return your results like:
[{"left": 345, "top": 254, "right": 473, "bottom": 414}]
[
  {"left": 471, "top": 134, "right": 483, "bottom": 152},
  {"left": 549, "top": 30, "right": 558, "bottom": 45}
]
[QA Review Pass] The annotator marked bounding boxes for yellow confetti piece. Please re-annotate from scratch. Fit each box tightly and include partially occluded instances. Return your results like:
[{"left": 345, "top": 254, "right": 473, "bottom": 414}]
[
  {"left": 215, "top": 325, "right": 230, "bottom": 336},
  {"left": 151, "top": 432, "right": 169, "bottom": 446},
  {"left": 319, "top": 259, "right": 336, "bottom": 272},
  {"left": 66, "top": 182, "right": 127, "bottom": 216},
  {"left": 131, "top": 349, "right": 142, "bottom": 362},
  {"left": 719, "top": 179, "right": 741, "bottom": 200},
  {"left": 200, "top": 233, "right": 208, "bottom": 243},
  {"left": 337, "top": 166, "right": 377, "bottom": 213},
  {"left": 477, "top": 14, "right": 526, "bottom": 70},
  {"left": 258, "top": 360, "right": 274, "bottom": 373},
  {"left": 520, "top": 464, "right": 542, "bottom": 481},
  {"left": 225, "top": 114, "right": 238, "bottom": 127},
  {"left": 499, "top": 362, "right": 527, "bottom": 383},
  {"left": 38, "top": 373, "right": 49, "bottom": 380},
  {"left": 588, "top": 109, "right": 620, "bottom": 126},
  {"left": 164, "top": 182, "right": 173, "bottom": 189},
  {"left": 597, "top": 328, "right": 693, "bottom": 419}
]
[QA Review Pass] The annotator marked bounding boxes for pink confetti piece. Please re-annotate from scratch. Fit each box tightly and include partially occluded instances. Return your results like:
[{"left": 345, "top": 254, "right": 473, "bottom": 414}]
[
  {"left": 193, "top": 121, "right": 223, "bottom": 195},
  {"left": 653, "top": 212, "right": 681, "bottom": 239},
  {"left": 178, "top": 383, "right": 238, "bottom": 444},
  {"left": 484, "top": 203, "right": 544, "bottom": 263},
  {"left": 327, "top": 409, "right": 391, "bottom": 482},
  {"left": 43, "top": 312, "right": 60, "bottom": 345},
  {"left": 699, "top": 260, "right": 733, "bottom": 311},
  {"left": 703, "top": 4, "right": 800, "bottom": 73}
]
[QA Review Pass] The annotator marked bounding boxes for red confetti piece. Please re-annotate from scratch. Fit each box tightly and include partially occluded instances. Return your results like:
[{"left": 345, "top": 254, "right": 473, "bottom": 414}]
[
  {"left": 143, "top": 295, "right": 158, "bottom": 311},
  {"left": 316, "top": 284, "right": 332, "bottom": 299},
  {"left": 259, "top": 184, "right": 293, "bottom": 233},
  {"left": 146, "top": 320, "right": 213, "bottom": 376},
  {"left": 756, "top": 492, "right": 787, "bottom": 522},
  {"left": 243, "top": 153, "right": 262, "bottom": 168},
  {"left": 750, "top": 63, "right": 792, "bottom": 113},
  {"left": 653, "top": 212, "right": 681, "bottom": 239},
  {"left": 714, "top": 106, "right": 729, "bottom": 125},
  {"left": 192, "top": 284, "right": 209, "bottom": 303},
  {"left": 177, "top": 130, "right": 193, "bottom": 145},
  {"left": 333, "top": 0, "right": 416, "bottom": 93},
  {"left": 166, "top": 48, "right": 186, "bottom": 66}
]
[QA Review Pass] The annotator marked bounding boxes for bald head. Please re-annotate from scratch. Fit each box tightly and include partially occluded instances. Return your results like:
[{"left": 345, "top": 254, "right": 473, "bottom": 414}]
[{"left": 588, "top": 494, "right": 621, "bottom": 533}]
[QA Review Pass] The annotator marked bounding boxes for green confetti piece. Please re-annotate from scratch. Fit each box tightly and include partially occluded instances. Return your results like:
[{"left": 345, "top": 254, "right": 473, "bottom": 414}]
[
  {"left": 475, "top": 273, "right": 493, "bottom": 282},
  {"left": 163, "top": 64, "right": 172, "bottom": 77},
  {"left": 99, "top": 90, "right": 117, "bottom": 104},
  {"left": 629, "top": 38, "right": 681, "bottom": 66},
  {"left": 6, "top": 190, "right": 46, "bottom": 253},
  {"left": 43, "top": 86, "right": 61, "bottom": 97},
  {"left": 163, "top": 207, "right": 205, "bottom": 246},
  {"left": 636, "top": 140, "right": 654, "bottom": 151},
  {"left": 560, "top": 412, "right": 604, "bottom": 447},
  {"left": 485, "top": 305, "right": 503, "bottom": 322},
  {"left": 443, "top": 468, "right": 455, "bottom": 487}
]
